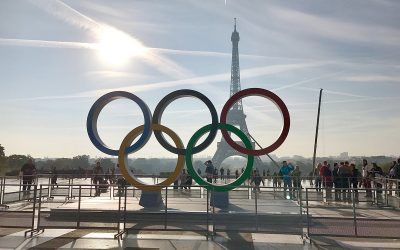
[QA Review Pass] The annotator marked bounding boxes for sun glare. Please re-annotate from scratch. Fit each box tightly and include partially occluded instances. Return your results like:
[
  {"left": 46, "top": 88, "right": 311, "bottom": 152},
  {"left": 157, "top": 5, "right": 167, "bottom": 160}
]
[{"left": 96, "top": 27, "right": 147, "bottom": 67}]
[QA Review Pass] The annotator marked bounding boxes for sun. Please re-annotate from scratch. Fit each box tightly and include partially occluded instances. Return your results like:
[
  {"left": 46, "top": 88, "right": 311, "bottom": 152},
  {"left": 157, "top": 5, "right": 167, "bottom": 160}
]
[{"left": 96, "top": 26, "right": 147, "bottom": 67}]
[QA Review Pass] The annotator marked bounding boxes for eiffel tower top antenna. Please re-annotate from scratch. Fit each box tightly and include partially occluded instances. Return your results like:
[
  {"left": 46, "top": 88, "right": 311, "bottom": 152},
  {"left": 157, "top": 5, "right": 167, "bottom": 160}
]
[{"left": 230, "top": 18, "right": 242, "bottom": 111}]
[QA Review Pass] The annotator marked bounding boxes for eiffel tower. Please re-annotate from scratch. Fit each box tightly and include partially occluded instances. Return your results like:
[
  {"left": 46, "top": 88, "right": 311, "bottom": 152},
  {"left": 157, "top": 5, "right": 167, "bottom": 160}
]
[{"left": 212, "top": 19, "right": 263, "bottom": 169}]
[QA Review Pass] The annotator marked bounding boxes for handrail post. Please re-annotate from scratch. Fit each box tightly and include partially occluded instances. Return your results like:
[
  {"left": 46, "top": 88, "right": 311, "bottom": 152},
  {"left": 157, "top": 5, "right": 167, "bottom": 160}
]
[
  {"left": 29, "top": 185, "right": 38, "bottom": 237},
  {"left": 306, "top": 188, "right": 310, "bottom": 237},
  {"left": 255, "top": 187, "right": 258, "bottom": 231},
  {"left": 36, "top": 185, "right": 43, "bottom": 232},
  {"left": 47, "top": 176, "right": 51, "bottom": 198},
  {"left": 77, "top": 185, "right": 82, "bottom": 228},
  {"left": 206, "top": 187, "right": 209, "bottom": 240},
  {"left": 164, "top": 186, "right": 168, "bottom": 229},
  {"left": 123, "top": 186, "right": 127, "bottom": 232},
  {"left": 212, "top": 189, "right": 215, "bottom": 239},
  {"left": 352, "top": 186, "right": 357, "bottom": 237},
  {"left": 19, "top": 178, "right": 22, "bottom": 201},
  {"left": 0, "top": 177, "right": 3, "bottom": 205},
  {"left": 385, "top": 178, "right": 388, "bottom": 206}
]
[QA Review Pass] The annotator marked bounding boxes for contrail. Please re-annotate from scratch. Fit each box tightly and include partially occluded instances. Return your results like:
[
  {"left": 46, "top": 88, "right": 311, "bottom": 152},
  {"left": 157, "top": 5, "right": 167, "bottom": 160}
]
[
  {"left": 0, "top": 38, "right": 95, "bottom": 49},
  {"left": 4, "top": 62, "right": 323, "bottom": 102},
  {"left": 0, "top": 37, "right": 313, "bottom": 62},
  {"left": 28, "top": 0, "right": 192, "bottom": 79},
  {"left": 296, "top": 86, "right": 372, "bottom": 98},
  {"left": 271, "top": 71, "right": 344, "bottom": 91},
  {"left": 28, "top": 0, "right": 101, "bottom": 33}
]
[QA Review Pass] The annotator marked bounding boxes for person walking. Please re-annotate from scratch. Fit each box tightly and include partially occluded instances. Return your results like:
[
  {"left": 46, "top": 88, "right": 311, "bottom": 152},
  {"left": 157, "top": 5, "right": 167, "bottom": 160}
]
[
  {"left": 92, "top": 161, "right": 104, "bottom": 196},
  {"left": 20, "top": 158, "right": 36, "bottom": 193}
]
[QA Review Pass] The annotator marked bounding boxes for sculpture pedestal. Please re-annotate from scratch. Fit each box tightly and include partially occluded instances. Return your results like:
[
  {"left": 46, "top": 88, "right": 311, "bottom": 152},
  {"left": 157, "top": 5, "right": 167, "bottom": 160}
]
[
  {"left": 139, "top": 191, "right": 163, "bottom": 207},
  {"left": 210, "top": 191, "right": 229, "bottom": 208}
]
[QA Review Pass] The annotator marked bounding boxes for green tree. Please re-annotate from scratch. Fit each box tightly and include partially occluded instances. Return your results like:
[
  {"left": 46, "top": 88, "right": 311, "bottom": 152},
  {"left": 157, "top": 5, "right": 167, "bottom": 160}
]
[
  {"left": 72, "top": 155, "right": 90, "bottom": 169},
  {"left": 7, "top": 154, "right": 30, "bottom": 174},
  {"left": 0, "top": 144, "right": 5, "bottom": 158}
]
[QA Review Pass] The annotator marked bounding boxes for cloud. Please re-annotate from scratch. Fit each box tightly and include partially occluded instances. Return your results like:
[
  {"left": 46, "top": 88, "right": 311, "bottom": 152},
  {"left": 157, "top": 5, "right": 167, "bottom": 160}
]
[
  {"left": 270, "top": 6, "right": 400, "bottom": 47},
  {"left": 340, "top": 75, "right": 400, "bottom": 83}
]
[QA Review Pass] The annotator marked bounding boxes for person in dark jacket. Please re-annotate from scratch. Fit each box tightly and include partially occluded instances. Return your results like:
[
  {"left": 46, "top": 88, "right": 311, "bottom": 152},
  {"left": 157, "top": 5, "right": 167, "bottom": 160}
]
[
  {"left": 351, "top": 163, "right": 361, "bottom": 202},
  {"left": 370, "top": 162, "right": 383, "bottom": 195}
]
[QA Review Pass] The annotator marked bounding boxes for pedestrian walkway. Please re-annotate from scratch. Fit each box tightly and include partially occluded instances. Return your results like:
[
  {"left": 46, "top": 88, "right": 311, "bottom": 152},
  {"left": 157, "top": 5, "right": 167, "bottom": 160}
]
[{"left": 0, "top": 228, "right": 316, "bottom": 250}]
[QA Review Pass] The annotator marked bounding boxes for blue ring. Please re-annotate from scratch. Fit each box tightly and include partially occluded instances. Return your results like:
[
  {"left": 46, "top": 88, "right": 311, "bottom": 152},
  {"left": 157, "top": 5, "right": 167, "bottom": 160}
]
[{"left": 86, "top": 91, "right": 152, "bottom": 156}]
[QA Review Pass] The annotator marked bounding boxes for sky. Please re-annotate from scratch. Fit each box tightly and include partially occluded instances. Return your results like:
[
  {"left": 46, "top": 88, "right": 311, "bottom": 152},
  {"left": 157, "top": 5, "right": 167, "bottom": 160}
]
[{"left": 0, "top": 0, "right": 400, "bottom": 159}]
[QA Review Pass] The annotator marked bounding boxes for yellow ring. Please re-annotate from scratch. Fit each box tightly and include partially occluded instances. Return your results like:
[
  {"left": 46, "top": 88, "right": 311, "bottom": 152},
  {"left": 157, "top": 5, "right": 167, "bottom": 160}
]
[{"left": 118, "top": 124, "right": 185, "bottom": 191}]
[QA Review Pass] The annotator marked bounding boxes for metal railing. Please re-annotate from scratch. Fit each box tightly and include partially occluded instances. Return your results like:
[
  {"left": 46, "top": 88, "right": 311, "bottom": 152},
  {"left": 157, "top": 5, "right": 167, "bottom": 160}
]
[{"left": 1, "top": 175, "right": 400, "bottom": 240}]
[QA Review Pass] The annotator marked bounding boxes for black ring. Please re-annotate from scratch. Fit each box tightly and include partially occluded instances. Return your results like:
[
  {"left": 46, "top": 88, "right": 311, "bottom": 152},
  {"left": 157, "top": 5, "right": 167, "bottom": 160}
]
[{"left": 152, "top": 89, "right": 219, "bottom": 155}]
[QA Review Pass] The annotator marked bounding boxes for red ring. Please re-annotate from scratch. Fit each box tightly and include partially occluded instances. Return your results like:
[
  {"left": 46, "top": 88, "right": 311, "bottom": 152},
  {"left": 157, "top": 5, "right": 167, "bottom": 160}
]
[{"left": 220, "top": 88, "right": 290, "bottom": 156}]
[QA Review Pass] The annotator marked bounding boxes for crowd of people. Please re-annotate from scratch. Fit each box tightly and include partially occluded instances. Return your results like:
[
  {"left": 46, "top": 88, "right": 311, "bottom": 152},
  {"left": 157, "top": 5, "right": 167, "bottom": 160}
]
[
  {"left": 272, "top": 158, "right": 400, "bottom": 201},
  {"left": 16, "top": 157, "right": 400, "bottom": 201}
]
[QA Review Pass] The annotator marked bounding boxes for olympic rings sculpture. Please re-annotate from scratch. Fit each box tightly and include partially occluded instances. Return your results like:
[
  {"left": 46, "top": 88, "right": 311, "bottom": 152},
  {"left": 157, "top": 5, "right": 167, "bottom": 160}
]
[{"left": 87, "top": 88, "right": 290, "bottom": 191}]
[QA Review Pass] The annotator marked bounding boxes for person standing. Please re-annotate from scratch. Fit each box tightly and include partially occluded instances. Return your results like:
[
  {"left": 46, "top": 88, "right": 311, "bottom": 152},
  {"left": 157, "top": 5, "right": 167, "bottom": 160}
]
[
  {"left": 332, "top": 163, "right": 341, "bottom": 201},
  {"left": 20, "top": 158, "right": 36, "bottom": 192},
  {"left": 226, "top": 168, "right": 231, "bottom": 180},
  {"left": 292, "top": 165, "right": 302, "bottom": 199},
  {"left": 51, "top": 166, "right": 58, "bottom": 189},
  {"left": 92, "top": 161, "right": 104, "bottom": 196},
  {"left": 279, "top": 161, "right": 294, "bottom": 199},
  {"left": 361, "top": 159, "right": 372, "bottom": 198},
  {"left": 220, "top": 167, "right": 225, "bottom": 180},
  {"left": 351, "top": 163, "right": 361, "bottom": 202},
  {"left": 114, "top": 164, "right": 126, "bottom": 196},
  {"left": 213, "top": 167, "right": 218, "bottom": 183},
  {"left": 180, "top": 169, "right": 188, "bottom": 190},
  {"left": 235, "top": 169, "right": 239, "bottom": 179},
  {"left": 338, "top": 161, "right": 352, "bottom": 202},
  {"left": 314, "top": 163, "right": 322, "bottom": 193},
  {"left": 204, "top": 160, "right": 214, "bottom": 183},
  {"left": 320, "top": 161, "right": 333, "bottom": 200},
  {"left": 370, "top": 162, "right": 384, "bottom": 198},
  {"left": 250, "top": 170, "right": 262, "bottom": 192}
]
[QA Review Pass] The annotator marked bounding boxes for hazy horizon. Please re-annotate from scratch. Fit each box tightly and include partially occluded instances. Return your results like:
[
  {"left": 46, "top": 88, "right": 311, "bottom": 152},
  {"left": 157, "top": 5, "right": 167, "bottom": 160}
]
[{"left": 1, "top": 1, "right": 400, "bottom": 159}]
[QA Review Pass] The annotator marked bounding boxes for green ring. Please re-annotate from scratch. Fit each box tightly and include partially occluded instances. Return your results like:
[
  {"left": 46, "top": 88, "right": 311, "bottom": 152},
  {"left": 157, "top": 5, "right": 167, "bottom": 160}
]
[{"left": 186, "top": 123, "right": 254, "bottom": 192}]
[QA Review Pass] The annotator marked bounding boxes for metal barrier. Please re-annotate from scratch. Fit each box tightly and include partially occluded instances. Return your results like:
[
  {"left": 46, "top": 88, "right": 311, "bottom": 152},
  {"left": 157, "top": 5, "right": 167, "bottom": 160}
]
[
  {"left": 304, "top": 186, "right": 400, "bottom": 239},
  {"left": 1, "top": 175, "right": 400, "bottom": 240}
]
